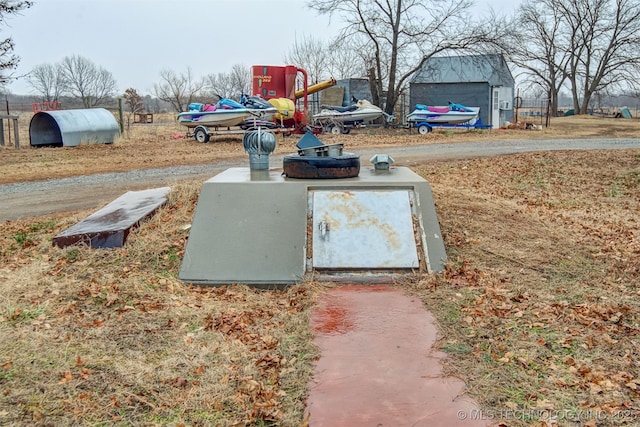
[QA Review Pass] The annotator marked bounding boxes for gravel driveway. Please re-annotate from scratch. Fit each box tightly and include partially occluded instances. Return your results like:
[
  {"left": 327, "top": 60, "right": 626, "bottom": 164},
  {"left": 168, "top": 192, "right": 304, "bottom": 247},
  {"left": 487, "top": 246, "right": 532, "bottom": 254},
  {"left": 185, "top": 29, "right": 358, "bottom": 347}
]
[{"left": 2, "top": 138, "right": 639, "bottom": 221}]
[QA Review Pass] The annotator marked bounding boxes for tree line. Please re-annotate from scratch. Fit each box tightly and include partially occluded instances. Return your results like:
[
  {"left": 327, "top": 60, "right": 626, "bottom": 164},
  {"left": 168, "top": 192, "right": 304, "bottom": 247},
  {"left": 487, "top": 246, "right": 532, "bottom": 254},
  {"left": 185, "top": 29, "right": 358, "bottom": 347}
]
[
  {"left": 2, "top": 0, "right": 639, "bottom": 117},
  {"left": 507, "top": 0, "right": 640, "bottom": 115}
]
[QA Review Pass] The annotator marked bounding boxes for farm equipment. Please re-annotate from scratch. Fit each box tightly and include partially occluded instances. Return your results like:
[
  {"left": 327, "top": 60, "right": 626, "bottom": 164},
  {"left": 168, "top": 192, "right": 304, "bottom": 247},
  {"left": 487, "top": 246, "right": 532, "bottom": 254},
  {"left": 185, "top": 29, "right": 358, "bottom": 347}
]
[
  {"left": 181, "top": 66, "right": 338, "bottom": 142},
  {"left": 253, "top": 65, "right": 337, "bottom": 134}
]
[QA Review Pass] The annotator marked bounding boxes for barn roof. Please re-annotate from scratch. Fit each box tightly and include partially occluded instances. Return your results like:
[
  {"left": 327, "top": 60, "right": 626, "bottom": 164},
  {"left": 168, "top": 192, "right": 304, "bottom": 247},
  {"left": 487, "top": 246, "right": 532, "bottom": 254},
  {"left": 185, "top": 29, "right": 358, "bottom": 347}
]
[{"left": 411, "top": 54, "right": 514, "bottom": 87}]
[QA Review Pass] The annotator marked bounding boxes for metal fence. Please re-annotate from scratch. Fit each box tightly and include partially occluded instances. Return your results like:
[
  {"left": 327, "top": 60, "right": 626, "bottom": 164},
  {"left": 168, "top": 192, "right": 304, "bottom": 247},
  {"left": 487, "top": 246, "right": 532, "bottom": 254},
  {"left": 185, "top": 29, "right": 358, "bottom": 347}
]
[{"left": 514, "top": 97, "right": 550, "bottom": 126}]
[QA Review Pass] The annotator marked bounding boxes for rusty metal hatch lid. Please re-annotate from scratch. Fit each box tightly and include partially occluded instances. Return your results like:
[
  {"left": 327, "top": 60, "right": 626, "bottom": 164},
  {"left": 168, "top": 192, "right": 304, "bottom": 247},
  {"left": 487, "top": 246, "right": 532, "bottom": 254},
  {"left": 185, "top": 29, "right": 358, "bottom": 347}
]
[{"left": 310, "top": 189, "right": 419, "bottom": 269}]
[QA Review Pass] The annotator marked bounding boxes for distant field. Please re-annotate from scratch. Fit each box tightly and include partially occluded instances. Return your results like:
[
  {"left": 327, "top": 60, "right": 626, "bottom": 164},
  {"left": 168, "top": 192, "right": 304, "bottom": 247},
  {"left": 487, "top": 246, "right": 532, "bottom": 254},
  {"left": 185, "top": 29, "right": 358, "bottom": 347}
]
[{"left": 1, "top": 113, "right": 638, "bottom": 184}]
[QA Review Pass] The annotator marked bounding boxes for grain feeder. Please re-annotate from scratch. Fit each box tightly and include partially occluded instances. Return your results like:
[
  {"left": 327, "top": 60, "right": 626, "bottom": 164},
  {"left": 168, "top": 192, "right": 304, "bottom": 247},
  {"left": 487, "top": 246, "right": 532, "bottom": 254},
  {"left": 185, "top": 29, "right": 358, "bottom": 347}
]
[{"left": 29, "top": 108, "right": 119, "bottom": 147}]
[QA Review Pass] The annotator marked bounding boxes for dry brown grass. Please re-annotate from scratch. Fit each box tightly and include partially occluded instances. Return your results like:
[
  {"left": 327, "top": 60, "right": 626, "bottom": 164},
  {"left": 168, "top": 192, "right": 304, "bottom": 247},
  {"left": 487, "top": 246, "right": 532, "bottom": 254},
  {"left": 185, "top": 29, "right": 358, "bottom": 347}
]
[
  {"left": 1, "top": 113, "right": 639, "bottom": 425},
  {"left": 1, "top": 112, "right": 639, "bottom": 184},
  {"left": 403, "top": 150, "right": 640, "bottom": 426},
  {"left": 0, "top": 181, "right": 329, "bottom": 426}
]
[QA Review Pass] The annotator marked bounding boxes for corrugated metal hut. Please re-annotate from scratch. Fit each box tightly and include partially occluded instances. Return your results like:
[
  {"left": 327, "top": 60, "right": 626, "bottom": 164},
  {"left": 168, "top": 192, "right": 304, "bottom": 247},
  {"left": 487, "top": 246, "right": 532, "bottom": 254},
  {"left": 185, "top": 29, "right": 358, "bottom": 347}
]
[
  {"left": 410, "top": 54, "right": 515, "bottom": 128},
  {"left": 30, "top": 108, "right": 119, "bottom": 147}
]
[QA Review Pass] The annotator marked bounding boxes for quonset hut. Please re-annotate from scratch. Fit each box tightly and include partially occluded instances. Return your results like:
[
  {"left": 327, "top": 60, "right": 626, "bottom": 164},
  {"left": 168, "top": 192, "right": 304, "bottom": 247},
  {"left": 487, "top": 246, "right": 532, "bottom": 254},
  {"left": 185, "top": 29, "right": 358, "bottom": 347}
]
[{"left": 29, "top": 108, "right": 119, "bottom": 147}]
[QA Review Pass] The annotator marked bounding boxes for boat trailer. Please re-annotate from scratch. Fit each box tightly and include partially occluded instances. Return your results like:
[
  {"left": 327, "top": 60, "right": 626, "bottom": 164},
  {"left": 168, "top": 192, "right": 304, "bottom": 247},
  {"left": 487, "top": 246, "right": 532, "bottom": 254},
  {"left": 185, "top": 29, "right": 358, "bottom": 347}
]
[
  {"left": 410, "top": 117, "right": 493, "bottom": 135},
  {"left": 316, "top": 111, "right": 396, "bottom": 135}
]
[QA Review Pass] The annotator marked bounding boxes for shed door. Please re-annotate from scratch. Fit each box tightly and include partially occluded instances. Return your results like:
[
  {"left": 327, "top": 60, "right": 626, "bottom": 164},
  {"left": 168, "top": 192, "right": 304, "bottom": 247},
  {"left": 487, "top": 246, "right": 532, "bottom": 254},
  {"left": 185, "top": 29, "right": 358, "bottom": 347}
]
[
  {"left": 310, "top": 189, "right": 419, "bottom": 269},
  {"left": 492, "top": 89, "right": 500, "bottom": 129}
]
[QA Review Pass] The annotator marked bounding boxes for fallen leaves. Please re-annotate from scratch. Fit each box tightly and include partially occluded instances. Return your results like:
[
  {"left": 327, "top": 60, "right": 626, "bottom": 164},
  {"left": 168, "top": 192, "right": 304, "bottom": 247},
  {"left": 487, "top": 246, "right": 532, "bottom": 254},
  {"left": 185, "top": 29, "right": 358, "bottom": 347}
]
[
  {"left": 2, "top": 148, "right": 638, "bottom": 426},
  {"left": 233, "top": 376, "right": 285, "bottom": 422},
  {"left": 443, "top": 260, "right": 485, "bottom": 287},
  {"left": 414, "top": 150, "right": 640, "bottom": 425},
  {"left": 58, "top": 371, "right": 74, "bottom": 384},
  {"left": 203, "top": 306, "right": 290, "bottom": 424}
]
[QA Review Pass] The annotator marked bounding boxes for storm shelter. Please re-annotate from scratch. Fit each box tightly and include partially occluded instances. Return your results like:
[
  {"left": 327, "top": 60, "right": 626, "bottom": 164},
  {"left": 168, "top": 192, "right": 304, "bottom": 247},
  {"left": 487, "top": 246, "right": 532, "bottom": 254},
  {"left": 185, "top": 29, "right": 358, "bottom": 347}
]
[{"left": 179, "top": 166, "right": 447, "bottom": 287}]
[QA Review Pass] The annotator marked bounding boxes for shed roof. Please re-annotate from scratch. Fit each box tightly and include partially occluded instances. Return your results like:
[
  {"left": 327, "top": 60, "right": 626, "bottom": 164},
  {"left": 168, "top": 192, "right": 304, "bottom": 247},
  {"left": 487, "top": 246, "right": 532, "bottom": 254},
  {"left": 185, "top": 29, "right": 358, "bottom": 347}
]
[{"left": 411, "top": 54, "right": 514, "bottom": 87}]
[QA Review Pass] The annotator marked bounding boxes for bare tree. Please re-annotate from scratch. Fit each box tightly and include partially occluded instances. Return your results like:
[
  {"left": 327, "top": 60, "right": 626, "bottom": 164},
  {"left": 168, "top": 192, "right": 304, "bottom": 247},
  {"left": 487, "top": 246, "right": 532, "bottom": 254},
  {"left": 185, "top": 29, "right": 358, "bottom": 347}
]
[
  {"left": 26, "top": 63, "right": 67, "bottom": 102},
  {"left": 153, "top": 68, "right": 204, "bottom": 112},
  {"left": 59, "top": 55, "right": 118, "bottom": 107},
  {"left": 282, "top": 33, "right": 369, "bottom": 81},
  {"left": 308, "top": 0, "right": 505, "bottom": 115},
  {"left": 0, "top": 0, "right": 32, "bottom": 86},
  {"left": 203, "top": 64, "right": 250, "bottom": 100},
  {"left": 283, "top": 34, "right": 331, "bottom": 84},
  {"left": 123, "top": 88, "right": 144, "bottom": 113},
  {"left": 509, "top": 0, "right": 640, "bottom": 114},
  {"left": 143, "top": 94, "right": 164, "bottom": 113},
  {"left": 203, "top": 73, "right": 236, "bottom": 100},
  {"left": 326, "top": 37, "right": 369, "bottom": 80},
  {"left": 507, "top": 1, "right": 570, "bottom": 116},
  {"left": 559, "top": 0, "right": 640, "bottom": 113},
  {"left": 229, "top": 63, "right": 251, "bottom": 96}
]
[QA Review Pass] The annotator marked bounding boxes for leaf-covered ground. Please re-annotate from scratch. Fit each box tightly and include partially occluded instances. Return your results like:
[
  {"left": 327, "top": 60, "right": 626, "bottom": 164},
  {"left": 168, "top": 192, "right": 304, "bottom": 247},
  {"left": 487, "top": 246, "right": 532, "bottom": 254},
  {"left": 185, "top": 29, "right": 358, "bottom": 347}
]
[
  {"left": 1, "top": 182, "right": 322, "bottom": 426},
  {"left": 1, "top": 116, "right": 639, "bottom": 425},
  {"left": 408, "top": 150, "right": 640, "bottom": 426}
]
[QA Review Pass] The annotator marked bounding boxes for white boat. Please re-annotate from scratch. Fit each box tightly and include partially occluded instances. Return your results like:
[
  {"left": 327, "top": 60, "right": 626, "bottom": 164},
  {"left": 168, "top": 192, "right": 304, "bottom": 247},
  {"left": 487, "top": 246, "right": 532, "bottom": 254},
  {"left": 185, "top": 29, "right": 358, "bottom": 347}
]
[
  {"left": 177, "top": 97, "right": 277, "bottom": 129},
  {"left": 313, "top": 99, "right": 384, "bottom": 125},
  {"left": 407, "top": 103, "right": 480, "bottom": 124},
  {"left": 177, "top": 109, "right": 252, "bottom": 128}
]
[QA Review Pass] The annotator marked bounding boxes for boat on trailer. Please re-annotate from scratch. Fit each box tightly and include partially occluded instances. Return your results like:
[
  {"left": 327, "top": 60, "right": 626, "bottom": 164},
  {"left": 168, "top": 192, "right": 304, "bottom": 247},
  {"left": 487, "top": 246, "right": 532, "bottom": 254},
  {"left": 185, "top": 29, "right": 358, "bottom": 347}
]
[
  {"left": 177, "top": 97, "right": 277, "bottom": 129},
  {"left": 313, "top": 99, "right": 386, "bottom": 134},
  {"left": 407, "top": 102, "right": 480, "bottom": 125}
]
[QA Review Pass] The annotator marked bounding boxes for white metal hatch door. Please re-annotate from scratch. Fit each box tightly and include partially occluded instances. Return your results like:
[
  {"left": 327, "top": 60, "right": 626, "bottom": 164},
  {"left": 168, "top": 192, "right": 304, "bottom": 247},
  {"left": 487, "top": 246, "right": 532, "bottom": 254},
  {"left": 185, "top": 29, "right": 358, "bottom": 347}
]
[{"left": 310, "top": 189, "right": 420, "bottom": 269}]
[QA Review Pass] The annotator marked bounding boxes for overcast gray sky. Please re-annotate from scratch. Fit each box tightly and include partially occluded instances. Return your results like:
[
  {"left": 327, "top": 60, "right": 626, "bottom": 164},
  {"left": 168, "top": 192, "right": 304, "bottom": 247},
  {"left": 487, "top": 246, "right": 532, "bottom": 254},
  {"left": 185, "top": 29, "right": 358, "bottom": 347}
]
[{"left": 5, "top": 0, "right": 518, "bottom": 96}]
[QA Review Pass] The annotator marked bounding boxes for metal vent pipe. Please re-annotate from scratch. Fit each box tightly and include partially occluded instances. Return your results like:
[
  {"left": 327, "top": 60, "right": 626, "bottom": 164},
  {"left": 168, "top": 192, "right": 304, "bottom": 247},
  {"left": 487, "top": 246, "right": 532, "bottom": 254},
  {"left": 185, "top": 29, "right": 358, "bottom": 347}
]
[{"left": 243, "top": 129, "right": 277, "bottom": 170}]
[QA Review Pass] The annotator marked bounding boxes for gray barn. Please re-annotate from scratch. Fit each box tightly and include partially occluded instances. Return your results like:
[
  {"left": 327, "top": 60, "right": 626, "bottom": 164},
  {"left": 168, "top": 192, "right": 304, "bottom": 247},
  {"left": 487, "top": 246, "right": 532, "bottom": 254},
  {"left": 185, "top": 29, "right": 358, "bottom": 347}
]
[{"left": 409, "top": 54, "right": 515, "bottom": 128}]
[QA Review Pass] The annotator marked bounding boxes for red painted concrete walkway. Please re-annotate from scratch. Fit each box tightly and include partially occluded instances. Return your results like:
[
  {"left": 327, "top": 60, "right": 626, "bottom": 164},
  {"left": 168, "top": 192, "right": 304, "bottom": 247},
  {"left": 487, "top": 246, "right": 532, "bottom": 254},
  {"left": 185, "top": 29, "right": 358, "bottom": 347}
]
[{"left": 306, "top": 285, "right": 489, "bottom": 427}]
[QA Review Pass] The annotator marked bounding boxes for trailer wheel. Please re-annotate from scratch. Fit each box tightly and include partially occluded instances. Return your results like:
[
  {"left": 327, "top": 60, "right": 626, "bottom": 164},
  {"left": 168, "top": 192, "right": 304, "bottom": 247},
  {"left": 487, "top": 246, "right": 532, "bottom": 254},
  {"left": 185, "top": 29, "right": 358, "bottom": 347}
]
[
  {"left": 342, "top": 127, "right": 351, "bottom": 134},
  {"left": 330, "top": 125, "right": 342, "bottom": 135},
  {"left": 418, "top": 124, "right": 431, "bottom": 135},
  {"left": 194, "top": 126, "right": 210, "bottom": 143}
]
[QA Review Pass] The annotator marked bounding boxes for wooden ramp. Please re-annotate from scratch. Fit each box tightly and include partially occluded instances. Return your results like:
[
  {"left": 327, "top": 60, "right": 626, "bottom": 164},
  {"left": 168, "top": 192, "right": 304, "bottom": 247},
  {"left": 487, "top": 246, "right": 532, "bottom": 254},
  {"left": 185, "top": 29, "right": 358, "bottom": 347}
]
[{"left": 53, "top": 187, "right": 170, "bottom": 249}]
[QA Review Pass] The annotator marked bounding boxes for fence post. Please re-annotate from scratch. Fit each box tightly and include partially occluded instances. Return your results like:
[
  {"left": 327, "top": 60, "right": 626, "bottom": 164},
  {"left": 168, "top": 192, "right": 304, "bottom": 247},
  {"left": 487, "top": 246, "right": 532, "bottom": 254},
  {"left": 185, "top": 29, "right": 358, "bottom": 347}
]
[
  {"left": 13, "top": 117, "right": 19, "bottom": 148},
  {"left": 0, "top": 116, "right": 19, "bottom": 148},
  {"left": 118, "top": 98, "right": 124, "bottom": 134}
]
